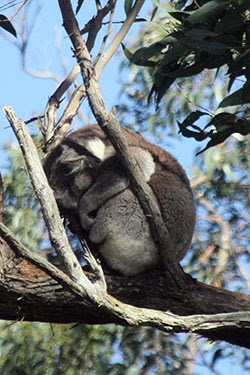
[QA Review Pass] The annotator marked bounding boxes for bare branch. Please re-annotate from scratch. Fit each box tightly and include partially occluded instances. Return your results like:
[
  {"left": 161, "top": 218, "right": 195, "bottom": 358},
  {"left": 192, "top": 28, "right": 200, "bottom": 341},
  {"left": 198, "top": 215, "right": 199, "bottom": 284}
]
[
  {"left": 1, "top": 226, "right": 250, "bottom": 347},
  {"left": 94, "top": 2, "right": 116, "bottom": 65},
  {"left": 43, "top": 0, "right": 145, "bottom": 146},
  {"left": 58, "top": 0, "right": 187, "bottom": 288},
  {"left": 95, "top": 0, "right": 146, "bottom": 77},
  {"left": 9, "top": 0, "right": 29, "bottom": 22},
  {"left": 1, "top": 242, "right": 250, "bottom": 347},
  {"left": 3, "top": 106, "right": 102, "bottom": 299},
  {"left": 85, "top": 0, "right": 117, "bottom": 53},
  {"left": 80, "top": 239, "right": 107, "bottom": 292},
  {"left": 0, "top": 222, "right": 84, "bottom": 297}
]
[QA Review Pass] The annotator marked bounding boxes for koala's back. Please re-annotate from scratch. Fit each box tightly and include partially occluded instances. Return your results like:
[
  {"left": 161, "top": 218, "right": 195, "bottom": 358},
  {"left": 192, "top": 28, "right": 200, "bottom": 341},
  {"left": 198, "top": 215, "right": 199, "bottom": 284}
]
[{"left": 122, "top": 126, "right": 196, "bottom": 263}]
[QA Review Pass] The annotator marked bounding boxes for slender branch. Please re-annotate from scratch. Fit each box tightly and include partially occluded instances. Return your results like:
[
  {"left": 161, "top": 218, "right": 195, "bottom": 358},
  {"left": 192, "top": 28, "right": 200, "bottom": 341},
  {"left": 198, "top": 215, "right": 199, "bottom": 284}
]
[
  {"left": 94, "top": 2, "right": 116, "bottom": 65},
  {"left": 95, "top": 0, "right": 146, "bottom": 77},
  {"left": 54, "top": 83, "right": 86, "bottom": 143},
  {"left": 43, "top": 0, "right": 145, "bottom": 146},
  {"left": 3, "top": 106, "right": 103, "bottom": 300},
  {"left": 86, "top": 0, "right": 117, "bottom": 52},
  {"left": 58, "top": 0, "right": 186, "bottom": 287},
  {"left": 9, "top": 0, "right": 29, "bottom": 21}
]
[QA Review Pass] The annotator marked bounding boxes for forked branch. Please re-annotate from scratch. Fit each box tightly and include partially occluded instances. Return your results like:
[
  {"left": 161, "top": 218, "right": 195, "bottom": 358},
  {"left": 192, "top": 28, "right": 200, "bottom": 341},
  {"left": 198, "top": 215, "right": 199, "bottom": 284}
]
[
  {"left": 3, "top": 106, "right": 105, "bottom": 300},
  {"left": 43, "top": 0, "right": 145, "bottom": 146}
]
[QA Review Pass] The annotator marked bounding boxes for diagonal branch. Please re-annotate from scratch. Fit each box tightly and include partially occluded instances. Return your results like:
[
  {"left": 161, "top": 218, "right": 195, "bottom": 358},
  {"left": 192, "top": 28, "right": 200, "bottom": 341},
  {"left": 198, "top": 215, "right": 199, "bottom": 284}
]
[
  {"left": 58, "top": 0, "right": 187, "bottom": 288},
  {"left": 3, "top": 106, "right": 105, "bottom": 300},
  {"left": 95, "top": 0, "right": 145, "bottom": 77},
  {"left": 0, "top": 222, "right": 84, "bottom": 297},
  {"left": 1, "top": 240, "right": 250, "bottom": 348},
  {"left": 43, "top": 0, "right": 145, "bottom": 146}
]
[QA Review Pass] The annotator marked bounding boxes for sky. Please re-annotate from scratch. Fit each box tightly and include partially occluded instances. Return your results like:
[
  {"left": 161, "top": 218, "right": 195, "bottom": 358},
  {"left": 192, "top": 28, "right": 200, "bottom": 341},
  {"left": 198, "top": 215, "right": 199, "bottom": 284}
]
[
  {"left": 0, "top": 1, "right": 248, "bottom": 374},
  {"left": 0, "top": 0, "right": 199, "bottom": 173}
]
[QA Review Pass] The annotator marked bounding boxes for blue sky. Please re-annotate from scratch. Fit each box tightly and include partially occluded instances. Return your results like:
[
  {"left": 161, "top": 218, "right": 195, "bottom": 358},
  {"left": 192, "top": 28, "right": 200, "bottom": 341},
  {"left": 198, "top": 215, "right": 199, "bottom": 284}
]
[
  {"left": 0, "top": 0, "right": 199, "bottom": 173},
  {"left": 0, "top": 1, "right": 248, "bottom": 374}
]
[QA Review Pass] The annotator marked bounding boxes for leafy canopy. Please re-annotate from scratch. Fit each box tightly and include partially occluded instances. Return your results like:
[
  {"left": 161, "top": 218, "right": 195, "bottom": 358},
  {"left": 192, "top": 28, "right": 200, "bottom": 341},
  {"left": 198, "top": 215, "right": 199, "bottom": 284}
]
[{"left": 123, "top": 0, "right": 250, "bottom": 152}]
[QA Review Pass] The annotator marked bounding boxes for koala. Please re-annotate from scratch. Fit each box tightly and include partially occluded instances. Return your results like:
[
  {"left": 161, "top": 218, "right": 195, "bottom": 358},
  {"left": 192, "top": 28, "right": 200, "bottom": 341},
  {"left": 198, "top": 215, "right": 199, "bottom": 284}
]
[{"left": 43, "top": 124, "right": 195, "bottom": 276}]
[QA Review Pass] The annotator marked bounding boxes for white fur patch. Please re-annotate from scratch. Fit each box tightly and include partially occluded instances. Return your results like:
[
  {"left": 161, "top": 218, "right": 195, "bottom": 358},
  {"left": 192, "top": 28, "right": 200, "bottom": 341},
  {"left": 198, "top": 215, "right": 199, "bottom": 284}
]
[
  {"left": 87, "top": 138, "right": 106, "bottom": 160},
  {"left": 137, "top": 149, "right": 155, "bottom": 182}
]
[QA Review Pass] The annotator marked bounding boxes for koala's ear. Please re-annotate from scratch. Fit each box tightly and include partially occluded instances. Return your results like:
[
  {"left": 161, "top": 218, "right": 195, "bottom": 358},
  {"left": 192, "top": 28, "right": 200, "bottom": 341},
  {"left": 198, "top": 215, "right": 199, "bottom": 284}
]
[
  {"left": 133, "top": 147, "right": 156, "bottom": 182},
  {"left": 85, "top": 138, "right": 106, "bottom": 161}
]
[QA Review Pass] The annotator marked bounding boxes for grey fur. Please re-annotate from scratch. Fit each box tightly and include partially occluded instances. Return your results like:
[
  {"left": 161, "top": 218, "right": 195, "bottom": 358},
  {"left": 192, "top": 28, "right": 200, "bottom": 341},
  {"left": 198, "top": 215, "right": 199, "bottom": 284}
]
[{"left": 43, "top": 124, "right": 196, "bottom": 275}]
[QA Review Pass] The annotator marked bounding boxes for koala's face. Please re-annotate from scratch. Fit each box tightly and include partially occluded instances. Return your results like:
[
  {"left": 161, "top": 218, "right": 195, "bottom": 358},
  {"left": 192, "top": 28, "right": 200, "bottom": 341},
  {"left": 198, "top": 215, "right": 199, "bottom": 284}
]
[{"left": 43, "top": 136, "right": 104, "bottom": 215}]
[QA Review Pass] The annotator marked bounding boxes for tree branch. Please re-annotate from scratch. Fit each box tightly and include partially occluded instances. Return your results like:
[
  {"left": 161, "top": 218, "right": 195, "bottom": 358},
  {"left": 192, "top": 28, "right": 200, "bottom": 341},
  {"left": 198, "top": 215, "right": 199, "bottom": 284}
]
[
  {"left": 43, "top": 0, "right": 145, "bottom": 146},
  {"left": 3, "top": 106, "right": 102, "bottom": 300},
  {"left": 1, "top": 235, "right": 250, "bottom": 348},
  {"left": 95, "top": 0, "right": 146, "bottom": 77},
  {"left": 0, "top": 222, "right": 84, "bottom": 297},
  {"left": 58, "top": 0, "right": 187, "bottom": 287}
]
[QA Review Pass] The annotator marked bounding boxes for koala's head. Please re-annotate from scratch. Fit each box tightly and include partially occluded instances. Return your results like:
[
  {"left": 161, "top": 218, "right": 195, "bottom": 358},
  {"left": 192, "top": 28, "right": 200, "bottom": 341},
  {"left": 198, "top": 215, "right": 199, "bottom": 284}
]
[{"left": 43, "top": 132, "right": 108, "bottom": 215}]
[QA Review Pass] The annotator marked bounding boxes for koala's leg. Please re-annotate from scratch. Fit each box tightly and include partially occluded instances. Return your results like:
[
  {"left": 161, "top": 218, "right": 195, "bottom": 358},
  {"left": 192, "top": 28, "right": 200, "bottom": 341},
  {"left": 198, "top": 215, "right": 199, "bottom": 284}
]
[{"left": 88, "top": 189, "right": 159, "bottom": 276}]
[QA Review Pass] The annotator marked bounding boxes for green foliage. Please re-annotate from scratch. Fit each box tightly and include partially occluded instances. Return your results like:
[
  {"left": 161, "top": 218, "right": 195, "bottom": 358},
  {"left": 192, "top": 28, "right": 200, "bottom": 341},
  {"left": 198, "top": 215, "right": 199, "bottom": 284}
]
[
  {"left": 178, "top": 111, "right": 250, "bottom": 154},
  {"left": 189, "top": 135, "right": 250, "bottom": 290},
  {"left": 0, "top": 322, "right": 115, "bottom": 375},
  {"left": 0, "top": 322, "right": 192, "bottom": 375},
  {"left": 122, "top": 0, "right": 250, "bottom": 150},
  {"left": 2, "top": 139, "right": 45, "bottom": 252},
  {"left": 0, "top": 14, "right": 16, "bottom": 37}
]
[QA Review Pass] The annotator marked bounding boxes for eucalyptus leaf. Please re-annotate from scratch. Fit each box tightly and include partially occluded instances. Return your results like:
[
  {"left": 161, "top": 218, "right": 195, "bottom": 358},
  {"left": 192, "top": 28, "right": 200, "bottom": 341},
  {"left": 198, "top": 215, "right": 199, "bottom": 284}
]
[
  {"left": 178, "top": 111, "right": 208, "bottom": 141},
  {"left": 219, "top": 88, "right": 244, "bottom": 107},
  {"left": 166, "top": 62, "right": 204, "bottom": 78},
  {"left": 182, "top": 37, "right": 226, "bottom": 55},
  {"left": 0, "top": 14, "right": 16, "bottom": 37},
  {"left": 206, "top": 113, "right": 236, "bottom": 128},
  {"left": 160, "top": 41, "right": 189, "bottom": 66},
  {"left": 168, "top": 11, "right": 190, "bottom": 23},
  {"left": 121, "top": 44, "right": 157, "bottom": 67},
  {"left": 185, "top": 28, "right": 217, "bottom": 40},
  {"left": 215, "top": 10, "right": 244, "bottom": 33},
  {"left": 131, "top": 43, "right": 164, "bottom": 64},
  {"left": 76, "top": 0, "right": 84, "bottom": 14},
  {"left": 187, "top": 0, "right": 227, "bottom": 26}
]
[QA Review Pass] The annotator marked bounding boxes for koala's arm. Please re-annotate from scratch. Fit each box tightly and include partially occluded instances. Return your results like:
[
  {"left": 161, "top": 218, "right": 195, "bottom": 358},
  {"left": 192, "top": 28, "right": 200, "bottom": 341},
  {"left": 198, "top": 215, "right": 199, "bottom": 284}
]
[
  {"left": 78, "top": 156, "right": 130, "bottom": 230},
  {"left": 78, "top": 147, "right": 156, "bottom": 231}
]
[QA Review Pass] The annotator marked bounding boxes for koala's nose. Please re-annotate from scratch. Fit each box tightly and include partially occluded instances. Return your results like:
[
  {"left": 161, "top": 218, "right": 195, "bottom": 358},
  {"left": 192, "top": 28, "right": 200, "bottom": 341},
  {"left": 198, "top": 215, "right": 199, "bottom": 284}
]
[
  {"left": 79, "top": 207, "right": 97, "bottom": 231},
  {"left": 88, "top": 209, "right": 97, "bottom": 220}
]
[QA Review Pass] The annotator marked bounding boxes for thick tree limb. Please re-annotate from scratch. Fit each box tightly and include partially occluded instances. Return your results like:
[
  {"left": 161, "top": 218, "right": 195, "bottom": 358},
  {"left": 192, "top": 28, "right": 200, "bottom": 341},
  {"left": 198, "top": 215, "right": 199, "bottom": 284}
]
[
  {"left": 0, "top": 170, "right": 250, "bottom": 348},
  {"left": 0, "top": 236, "right": 250, "bottom": 348}
]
